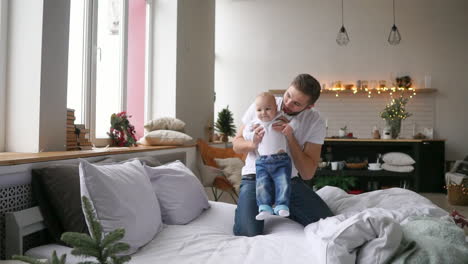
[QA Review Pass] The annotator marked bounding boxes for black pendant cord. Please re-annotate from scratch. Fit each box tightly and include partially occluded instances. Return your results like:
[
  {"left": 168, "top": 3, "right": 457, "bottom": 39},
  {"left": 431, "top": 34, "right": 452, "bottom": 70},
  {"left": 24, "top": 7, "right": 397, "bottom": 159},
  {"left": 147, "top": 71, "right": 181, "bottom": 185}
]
[
  {"left": 393, "top": 0, "right": 396, "bottom": 26},
  {"left": 341, "top": 0, "right": 344, "bottom": 27}
]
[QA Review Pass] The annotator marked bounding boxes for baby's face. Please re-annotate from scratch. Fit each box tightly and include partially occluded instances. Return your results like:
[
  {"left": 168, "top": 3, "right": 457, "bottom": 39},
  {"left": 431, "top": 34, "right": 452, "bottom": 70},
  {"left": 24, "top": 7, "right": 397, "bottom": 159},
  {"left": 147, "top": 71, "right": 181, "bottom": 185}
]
[{"left": 255, "top": 96, "right": 277, "bottom": 122}]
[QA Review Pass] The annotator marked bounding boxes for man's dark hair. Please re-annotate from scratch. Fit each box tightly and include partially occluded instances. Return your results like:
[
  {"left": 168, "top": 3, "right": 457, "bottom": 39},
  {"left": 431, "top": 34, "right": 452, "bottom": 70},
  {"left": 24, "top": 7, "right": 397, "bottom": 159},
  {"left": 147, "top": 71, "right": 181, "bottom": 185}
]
[{"left": 290, "top": 73, "right": 321, "bottom": 105}]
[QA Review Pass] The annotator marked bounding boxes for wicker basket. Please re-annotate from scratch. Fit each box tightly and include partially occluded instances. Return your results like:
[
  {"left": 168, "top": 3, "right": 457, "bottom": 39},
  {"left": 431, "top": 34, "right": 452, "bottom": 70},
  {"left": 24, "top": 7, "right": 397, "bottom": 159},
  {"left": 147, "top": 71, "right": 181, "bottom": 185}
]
[{"left": 447, "top": 184, "right": 468, "bottom": 206}]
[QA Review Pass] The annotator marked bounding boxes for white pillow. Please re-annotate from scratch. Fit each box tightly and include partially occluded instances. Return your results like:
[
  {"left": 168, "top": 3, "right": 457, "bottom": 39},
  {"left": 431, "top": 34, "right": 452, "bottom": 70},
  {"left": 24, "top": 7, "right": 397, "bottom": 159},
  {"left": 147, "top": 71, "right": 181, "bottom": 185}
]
[
  {"left": 382, "top": 163, "right": 414, "bottom": 172},
  {"left": 382, "top": 152, "right": 415, "bottom": 166},
  {"left": 79, "top": 159, "right": 162, "bottom": 254},
  {"left": 214, "top": 158, "right": 244, "bottom": 192},
  {"left": 144, "top": 117, "right": 186, "bottom": 132},
  {"left": 140, "top": 130, "right": 193, "bottom": 146},
  {"left": 144, "top": 161, "right": 210, "bottom": 224}
]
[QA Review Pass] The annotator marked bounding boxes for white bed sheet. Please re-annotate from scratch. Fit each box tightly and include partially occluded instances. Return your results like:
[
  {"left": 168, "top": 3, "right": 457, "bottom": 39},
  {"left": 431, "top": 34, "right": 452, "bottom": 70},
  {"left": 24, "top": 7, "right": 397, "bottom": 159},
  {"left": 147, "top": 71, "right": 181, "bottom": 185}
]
[{"left": 26, "top": 187, "right": 449, "bottom": 264}]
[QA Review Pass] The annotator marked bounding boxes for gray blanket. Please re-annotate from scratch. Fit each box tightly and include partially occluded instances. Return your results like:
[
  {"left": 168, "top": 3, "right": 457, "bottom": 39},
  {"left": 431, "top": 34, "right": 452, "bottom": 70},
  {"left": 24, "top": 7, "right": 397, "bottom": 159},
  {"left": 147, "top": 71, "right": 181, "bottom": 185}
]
[{"left": 389, "top": 217, "right": 468, "bottom": 264}]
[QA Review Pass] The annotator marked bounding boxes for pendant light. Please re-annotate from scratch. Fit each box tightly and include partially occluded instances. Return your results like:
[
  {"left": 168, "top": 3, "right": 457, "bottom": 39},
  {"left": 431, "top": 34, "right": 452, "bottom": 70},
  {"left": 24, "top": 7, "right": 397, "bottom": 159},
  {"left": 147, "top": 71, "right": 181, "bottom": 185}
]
[
  {"left": 388, "top": 0, "right": 402, "bottom": 45},
  {"left": 336, "top": 0, "right": 349, "bottom": 46}
]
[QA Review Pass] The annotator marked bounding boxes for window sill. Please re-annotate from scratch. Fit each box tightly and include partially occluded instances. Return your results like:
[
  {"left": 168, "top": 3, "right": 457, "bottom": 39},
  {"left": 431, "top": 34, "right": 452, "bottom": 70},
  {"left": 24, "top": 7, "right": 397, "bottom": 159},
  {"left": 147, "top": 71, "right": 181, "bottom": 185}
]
[{"left": 0, "top": 144, "right": 195, "bottom": 166}]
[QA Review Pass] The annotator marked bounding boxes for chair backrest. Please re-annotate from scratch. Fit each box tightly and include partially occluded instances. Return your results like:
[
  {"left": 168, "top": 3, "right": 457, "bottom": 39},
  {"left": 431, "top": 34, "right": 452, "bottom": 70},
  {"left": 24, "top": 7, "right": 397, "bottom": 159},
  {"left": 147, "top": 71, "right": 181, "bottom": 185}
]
[{"left": 196, "top": 139, "right": 245, "bottom": 167}]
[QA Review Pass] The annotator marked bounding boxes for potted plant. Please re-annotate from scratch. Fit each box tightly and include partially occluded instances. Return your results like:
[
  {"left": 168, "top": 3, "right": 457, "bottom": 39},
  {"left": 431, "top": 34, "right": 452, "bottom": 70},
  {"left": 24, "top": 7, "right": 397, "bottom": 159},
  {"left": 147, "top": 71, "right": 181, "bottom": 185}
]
[
  {"left": 338, "top": 125, "right": 347, "bottom": 137},
  {"left": 313, "top": 172, "right": 357, "bottom": 192},
  {"left": 380, "top": 96, "right": 412, "bottom": 139},
  {"left": 108, "top": 111, "right": 137, "bottom": 147},
  {"left": 215, "top": 106, "right": 236, "bottom": 142}
]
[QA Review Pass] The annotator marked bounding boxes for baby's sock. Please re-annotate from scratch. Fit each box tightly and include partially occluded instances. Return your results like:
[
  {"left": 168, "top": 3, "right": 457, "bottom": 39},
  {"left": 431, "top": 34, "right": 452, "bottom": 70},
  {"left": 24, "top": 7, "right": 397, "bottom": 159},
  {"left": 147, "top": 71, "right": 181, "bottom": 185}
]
[
  {"left": 255, "top": 211, "right": 272, "bottom": 221},
  {"left": 278, "top": 210, "right": 290, "bottom": 217}
]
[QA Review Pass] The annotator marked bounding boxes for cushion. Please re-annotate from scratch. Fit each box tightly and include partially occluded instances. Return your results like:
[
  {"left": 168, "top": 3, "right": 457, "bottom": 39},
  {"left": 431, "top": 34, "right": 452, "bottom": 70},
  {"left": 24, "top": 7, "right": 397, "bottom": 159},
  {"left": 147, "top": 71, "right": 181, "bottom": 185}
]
[
  {"left": 382, "top": 152, "right": 415, "bottom": 166},
  {"left": 196, "top": 139, "right": 245, "bottom": 168},
  {"left": 144, "top": 117, "right": 186, "bottom": 132},
  {"left": 31, "top": 165, "right": 88, "bottom": 244},
  {"left": 79, "top": 159, "right": 162, "bottom": 254},
  {"left": 214, "top": 158, "right": 244, "bottom": 192},
  {"left": 140, "top": 130, "right": 193, "bottom": 146},
  {"left": 382, "top": 163, "right": 414, "bottom": 172},
  {"left": 198, "top": 163, "right": 224, "bottom": 187},
  {"left": 144, "top": 160, "right": 210, "bottom": 224}
]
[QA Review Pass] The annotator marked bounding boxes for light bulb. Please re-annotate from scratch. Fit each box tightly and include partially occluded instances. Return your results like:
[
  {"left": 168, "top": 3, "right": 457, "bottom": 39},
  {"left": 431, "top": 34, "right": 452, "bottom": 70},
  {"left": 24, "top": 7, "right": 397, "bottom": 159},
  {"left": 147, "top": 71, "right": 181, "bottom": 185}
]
[
  {"left": 336, "top": 26, "right": 350, "bottom": 46},
  {"left": 388, "top": 24, "right": 401, "bottom": 45}
]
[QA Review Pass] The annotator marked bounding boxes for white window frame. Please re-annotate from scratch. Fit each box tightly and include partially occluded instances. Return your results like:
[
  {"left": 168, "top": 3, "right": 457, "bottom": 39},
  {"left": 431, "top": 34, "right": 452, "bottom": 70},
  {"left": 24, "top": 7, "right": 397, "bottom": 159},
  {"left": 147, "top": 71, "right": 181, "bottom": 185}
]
[
  {"left": 84, "top": 0, "right": 129, "bottom": 146},
  {"left": 0, "top": 0, "right": 8, "bottom": 152},
  {"left": 144, "top": 0, "right": 154, "bottom": 123},
  {"left": 70, "top": 0, "right": 153, "bottom": 147}
]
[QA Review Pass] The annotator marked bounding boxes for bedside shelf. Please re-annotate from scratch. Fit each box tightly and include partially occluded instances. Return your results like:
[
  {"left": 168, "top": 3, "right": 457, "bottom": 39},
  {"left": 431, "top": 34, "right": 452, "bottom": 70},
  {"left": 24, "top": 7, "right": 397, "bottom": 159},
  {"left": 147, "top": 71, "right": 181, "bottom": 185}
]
[{"left": 315, "top": 169, "right": 413, "bottom": 179}]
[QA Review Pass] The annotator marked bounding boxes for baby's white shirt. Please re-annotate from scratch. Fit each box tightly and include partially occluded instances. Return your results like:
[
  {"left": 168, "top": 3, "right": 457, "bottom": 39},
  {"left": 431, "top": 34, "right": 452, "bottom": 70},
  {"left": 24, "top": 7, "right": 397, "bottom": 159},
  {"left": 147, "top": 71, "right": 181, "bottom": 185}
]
[{"left": 244, "top": 112, "right": 297, "bottom": 156}]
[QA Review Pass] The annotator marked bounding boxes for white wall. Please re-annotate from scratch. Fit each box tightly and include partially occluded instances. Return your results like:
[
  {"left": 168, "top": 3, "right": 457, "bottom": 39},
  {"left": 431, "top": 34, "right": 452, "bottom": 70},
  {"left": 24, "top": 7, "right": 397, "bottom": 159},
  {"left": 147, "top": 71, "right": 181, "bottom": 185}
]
[
  {"left": 6, "top": 0, "right": 70, "bottom": 152},
  {"left": 6, "top": 0, "right": 43, "bottom": 152},
  {"left": 0, "top": 0, "right": 8, "bottom": 152},
  {"left": 39, "top": 0, "right": 70, "bottom": 151},
  {"left": 176, "top": 0, "right": 215, "bottom": 141},
  {"left": 151, "top": 0, "right": 215, "bottom": 141},
  {"left": 215, "top": 0, "right": 468, "bottom": 160}
]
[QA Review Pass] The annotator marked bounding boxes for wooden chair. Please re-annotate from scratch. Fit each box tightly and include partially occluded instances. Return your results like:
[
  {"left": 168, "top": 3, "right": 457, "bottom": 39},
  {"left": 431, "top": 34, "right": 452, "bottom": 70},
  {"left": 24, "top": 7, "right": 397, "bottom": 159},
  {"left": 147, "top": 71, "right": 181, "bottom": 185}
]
[{"left": 196, "top": 139, "right": 245, "bottom": 203}]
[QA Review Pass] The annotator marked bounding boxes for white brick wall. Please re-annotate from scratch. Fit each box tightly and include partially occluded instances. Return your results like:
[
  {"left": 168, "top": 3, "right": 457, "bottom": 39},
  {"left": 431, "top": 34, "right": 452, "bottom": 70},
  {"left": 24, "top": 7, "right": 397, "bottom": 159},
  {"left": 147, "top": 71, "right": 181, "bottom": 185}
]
[{"left": 315, "top": 93, "right": 435, "bottom": 139}]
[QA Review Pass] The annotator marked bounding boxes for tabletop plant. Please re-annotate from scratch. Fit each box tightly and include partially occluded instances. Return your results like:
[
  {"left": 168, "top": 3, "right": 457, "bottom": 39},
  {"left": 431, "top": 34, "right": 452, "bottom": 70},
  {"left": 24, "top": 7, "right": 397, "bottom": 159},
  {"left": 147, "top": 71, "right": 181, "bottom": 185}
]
[
  {"left": 108, "top": 111, "right": 137, "bottom": 147},
  {"left": 215, "top": 106, "right": 236, "bottom": 142},
  {"left": 13, "top": 196, "right": 131, "bottom": 264},
  {"left": 380, "top": 96, "right": 412, "bottom": 139}
]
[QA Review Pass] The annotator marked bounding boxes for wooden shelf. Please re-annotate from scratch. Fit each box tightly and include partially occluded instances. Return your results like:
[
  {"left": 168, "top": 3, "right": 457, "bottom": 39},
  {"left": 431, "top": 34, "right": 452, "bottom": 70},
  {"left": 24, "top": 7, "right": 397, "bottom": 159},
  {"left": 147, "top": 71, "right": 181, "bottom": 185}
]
[
  {"left": 315, "top": 169, "right": 413, "bottom": 179},
  {"left": 325, "top": 138, "right": 445, "bottom": 143},
  {"left": 270, "top": 88, "right": 437, "bottom": 95},
  {"left": 0, "top": 144, "right": 195, "bottom": 166}
]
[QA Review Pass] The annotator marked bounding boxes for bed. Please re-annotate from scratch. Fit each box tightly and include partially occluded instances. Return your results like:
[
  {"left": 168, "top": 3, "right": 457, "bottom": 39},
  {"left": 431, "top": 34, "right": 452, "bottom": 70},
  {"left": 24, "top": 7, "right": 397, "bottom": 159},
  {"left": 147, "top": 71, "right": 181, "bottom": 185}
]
[{"left": 8, "top": 185, "right": 468, "bottom": 264}]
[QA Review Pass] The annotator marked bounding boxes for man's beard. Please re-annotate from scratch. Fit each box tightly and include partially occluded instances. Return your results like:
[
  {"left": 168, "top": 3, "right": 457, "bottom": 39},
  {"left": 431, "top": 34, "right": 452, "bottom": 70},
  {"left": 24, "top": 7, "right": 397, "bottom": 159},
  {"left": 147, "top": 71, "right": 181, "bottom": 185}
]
[{"left": 282, "top": 103, "right": 305, "bottom": 116}]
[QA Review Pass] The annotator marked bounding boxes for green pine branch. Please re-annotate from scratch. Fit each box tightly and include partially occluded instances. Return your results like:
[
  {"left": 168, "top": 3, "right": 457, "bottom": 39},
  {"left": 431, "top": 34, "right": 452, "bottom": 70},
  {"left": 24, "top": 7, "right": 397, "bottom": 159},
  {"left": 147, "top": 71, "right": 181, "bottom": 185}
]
[
  {"left": 13, "top": 251, "right": 66, "bottom": 264},
  {"left": 13, "top": 196, "right": 131, "bottom": 264}
]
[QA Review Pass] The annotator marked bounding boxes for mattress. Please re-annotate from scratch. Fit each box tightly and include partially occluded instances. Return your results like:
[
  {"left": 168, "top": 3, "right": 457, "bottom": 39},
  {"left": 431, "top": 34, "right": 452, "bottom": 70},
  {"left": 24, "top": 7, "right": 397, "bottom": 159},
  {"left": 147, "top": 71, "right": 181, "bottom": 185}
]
[
  {"left": 26, "top": 187, "right": 450, "bottom": 264},
  {"left": 26, "top": 201, "right": 316, "bottom": 264}
]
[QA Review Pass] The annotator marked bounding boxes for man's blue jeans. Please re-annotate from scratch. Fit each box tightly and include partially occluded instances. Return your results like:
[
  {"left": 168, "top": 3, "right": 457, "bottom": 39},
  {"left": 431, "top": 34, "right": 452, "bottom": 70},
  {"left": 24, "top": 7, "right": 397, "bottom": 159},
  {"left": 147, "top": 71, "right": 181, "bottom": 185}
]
[
  {"left": 255, "top": 153, "right": 291, "bottom": 214},
  {"left": 233, "top": 175, "right": 334, "bottom": 237}
]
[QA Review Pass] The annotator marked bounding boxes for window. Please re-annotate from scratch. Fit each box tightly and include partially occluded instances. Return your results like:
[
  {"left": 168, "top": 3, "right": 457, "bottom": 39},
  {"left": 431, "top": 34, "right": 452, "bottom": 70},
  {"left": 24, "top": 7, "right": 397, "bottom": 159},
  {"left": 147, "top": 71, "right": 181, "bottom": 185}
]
[
  {"left": 0, "top": 0, "right": 8, "bottom": 151},
  {"left": 67, "top": 0, "right": 148, "bottom": 146}
]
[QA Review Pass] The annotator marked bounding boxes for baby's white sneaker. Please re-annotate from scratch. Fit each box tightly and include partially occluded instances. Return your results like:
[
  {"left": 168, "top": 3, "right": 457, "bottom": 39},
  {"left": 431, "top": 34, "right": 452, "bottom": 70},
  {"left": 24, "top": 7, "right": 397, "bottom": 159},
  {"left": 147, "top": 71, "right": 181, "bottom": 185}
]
[
  {"left": 256, "top": 211, "right": 272, "bottom": 220},
  {"left": 278, "top": 210, "right": 290, "bottom": 217}
]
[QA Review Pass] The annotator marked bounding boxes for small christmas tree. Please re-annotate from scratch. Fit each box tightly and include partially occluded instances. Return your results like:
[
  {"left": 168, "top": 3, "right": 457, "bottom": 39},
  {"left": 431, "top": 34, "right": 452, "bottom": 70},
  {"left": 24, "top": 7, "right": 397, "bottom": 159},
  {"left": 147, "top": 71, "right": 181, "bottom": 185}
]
[
  {"left": 215, "top": 106, "right": 236, "bottom": 142},
  {"left": 13, "top": 196, "right": 131, "bottom": 264}
]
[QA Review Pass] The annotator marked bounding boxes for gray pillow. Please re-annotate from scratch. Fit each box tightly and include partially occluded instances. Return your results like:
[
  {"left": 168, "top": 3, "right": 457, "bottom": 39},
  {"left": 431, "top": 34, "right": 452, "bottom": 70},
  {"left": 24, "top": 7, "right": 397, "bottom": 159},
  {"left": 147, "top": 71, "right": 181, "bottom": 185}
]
[
  {"left": 144, "top": 161, "right": 210, "bottom": 224},
  {"left": 94, "top": 155, "right": 162, "bottom": 167},
  {"left": 32, "top": 164, "right": 88, "bottom": 245}
]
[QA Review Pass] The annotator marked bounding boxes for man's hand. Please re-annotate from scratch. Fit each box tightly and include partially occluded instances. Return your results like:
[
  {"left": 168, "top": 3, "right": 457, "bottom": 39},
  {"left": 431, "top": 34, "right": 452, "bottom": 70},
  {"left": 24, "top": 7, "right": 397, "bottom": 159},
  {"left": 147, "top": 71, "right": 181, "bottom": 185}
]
[
  {"left": 272, "top": 116, "right": 289, "bottom": 132},
  {"left": 281, "top": 124, "right": 294, "bottom": 138}
]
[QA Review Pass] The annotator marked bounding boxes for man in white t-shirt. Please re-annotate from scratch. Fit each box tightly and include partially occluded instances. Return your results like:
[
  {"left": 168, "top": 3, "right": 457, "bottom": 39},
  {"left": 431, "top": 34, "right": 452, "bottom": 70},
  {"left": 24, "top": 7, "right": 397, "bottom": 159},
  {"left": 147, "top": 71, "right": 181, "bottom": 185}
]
[{"left": 233, "top": 73, "right": 334, "bottom": 236}]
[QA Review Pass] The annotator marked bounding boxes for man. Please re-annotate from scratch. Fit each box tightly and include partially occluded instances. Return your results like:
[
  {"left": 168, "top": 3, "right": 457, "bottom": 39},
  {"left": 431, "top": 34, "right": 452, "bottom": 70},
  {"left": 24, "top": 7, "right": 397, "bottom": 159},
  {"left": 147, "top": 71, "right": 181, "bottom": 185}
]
[{"left": 233, "top": 73, "right": 334, "bottom": 236}]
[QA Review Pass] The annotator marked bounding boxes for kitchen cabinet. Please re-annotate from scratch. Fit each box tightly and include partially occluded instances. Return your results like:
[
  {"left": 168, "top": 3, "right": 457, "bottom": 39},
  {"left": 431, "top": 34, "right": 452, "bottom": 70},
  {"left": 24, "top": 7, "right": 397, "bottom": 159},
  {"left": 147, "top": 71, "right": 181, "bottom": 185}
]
[{"left": 312, "top": 139, "right": 445, "bottom": 193}]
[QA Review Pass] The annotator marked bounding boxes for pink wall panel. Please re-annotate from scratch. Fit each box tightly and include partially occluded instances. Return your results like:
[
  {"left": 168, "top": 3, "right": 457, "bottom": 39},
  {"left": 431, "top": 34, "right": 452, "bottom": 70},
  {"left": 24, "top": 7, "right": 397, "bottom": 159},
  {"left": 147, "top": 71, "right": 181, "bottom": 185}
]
[{"left": 127, "top": 0, "right": 146, "bottom": 139}]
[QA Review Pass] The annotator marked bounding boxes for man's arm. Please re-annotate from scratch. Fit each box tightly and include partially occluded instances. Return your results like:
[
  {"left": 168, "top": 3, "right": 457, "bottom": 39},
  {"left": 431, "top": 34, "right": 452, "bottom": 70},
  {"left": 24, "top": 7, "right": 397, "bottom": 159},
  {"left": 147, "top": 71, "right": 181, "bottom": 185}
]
[
  {"left": 286, "top": 136, "right": 322, "bottom": 180},
  {"left": 275, "top": 119, "right": 322, "bottom": 180},
  {"left": 233, "top": 124, "right": 263, "bottom": 154}
]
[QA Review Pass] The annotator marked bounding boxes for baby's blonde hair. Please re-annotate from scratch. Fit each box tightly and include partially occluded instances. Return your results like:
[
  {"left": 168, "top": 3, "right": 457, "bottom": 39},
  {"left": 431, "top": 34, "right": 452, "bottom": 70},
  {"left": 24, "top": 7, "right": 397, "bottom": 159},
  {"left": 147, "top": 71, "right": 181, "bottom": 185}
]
[{"left": 256, "top": 92, "right": 276, "bottom": 105}]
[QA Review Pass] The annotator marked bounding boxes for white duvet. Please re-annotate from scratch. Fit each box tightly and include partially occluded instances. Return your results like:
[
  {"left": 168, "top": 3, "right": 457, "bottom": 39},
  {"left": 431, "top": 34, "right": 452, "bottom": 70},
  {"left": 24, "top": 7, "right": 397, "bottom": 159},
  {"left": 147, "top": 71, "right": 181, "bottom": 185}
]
[{"left": 26, "top": 187, "right": 449, "bottom": 264}]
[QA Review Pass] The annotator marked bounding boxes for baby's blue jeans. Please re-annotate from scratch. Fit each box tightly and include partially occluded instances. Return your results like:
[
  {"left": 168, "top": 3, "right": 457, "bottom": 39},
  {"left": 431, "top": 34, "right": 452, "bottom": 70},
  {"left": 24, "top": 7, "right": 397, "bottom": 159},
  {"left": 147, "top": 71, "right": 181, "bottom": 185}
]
[{"left": 255, "top": 153, "right": 291, "bottom": 214}]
